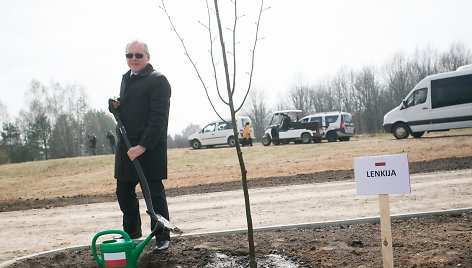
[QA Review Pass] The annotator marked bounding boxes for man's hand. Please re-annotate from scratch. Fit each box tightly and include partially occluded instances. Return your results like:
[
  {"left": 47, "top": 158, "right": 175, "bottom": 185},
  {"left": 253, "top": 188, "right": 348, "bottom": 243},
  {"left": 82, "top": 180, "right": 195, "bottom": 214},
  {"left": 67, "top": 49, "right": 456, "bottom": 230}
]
[
  {"left": 127, "top": 145, "right": 146, "bottom": 161},
  {"left": 108, "top": 98, "right": 120, "bottom": 114},
  {"left": 112, "top": 99, "right": 120, "bottom": 109}
]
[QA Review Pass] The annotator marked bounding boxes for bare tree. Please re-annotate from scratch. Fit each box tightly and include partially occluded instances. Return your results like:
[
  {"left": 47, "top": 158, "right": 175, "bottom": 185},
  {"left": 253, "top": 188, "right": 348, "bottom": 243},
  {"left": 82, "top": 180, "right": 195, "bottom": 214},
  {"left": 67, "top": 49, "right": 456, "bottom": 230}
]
[
  {"left": 382, "top": 52, "right": 417, "bottom": 108},
  {"left": 161, "top": 1, "right": 267, "bottom": 266},
  {"left": 439, "top": 42, "right": 472, "bottom": 72},
  {"left": 0, "top": 100, "right": 8, "bottom": 127},
  {"left": 354, "top": 66, "right": 382, "bottom": 133},
  {"left": 181, "top": 123, "right": 202, "bottom": 138},
  {"left": 310, "top": 81, "right": 335, "bottom": 113},
  {"left": 331, "top": 68, "right": 357, "bottom": 113},
  {"left": 168, "top": 123, "right": 202, "bottom": 148},
  {"left": 410, "top": 46, "right": 441, "bottom": 83},
  {"left": 288, "top": 80, "right": 314, "bottom": 116},
  {"left": 243, "top": 88, "right": 270, "bottom": 141}
]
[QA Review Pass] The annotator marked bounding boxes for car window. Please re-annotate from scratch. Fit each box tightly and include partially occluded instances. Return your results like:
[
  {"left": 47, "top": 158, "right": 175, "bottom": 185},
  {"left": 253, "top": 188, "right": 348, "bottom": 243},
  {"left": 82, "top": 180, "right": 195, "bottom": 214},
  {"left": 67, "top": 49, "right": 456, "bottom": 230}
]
[
  {"left": 309, "top": 117, "right": 322, "bottom": 123},
  {"left": 217, "top": 121, "right": 232, "bottom": 131},
  {"left": 203, "top": 123, "right": 216, "bottom": 132},
  {"left": 325, "top": 115, "right": 338, "bottom": 124},
  {"left": 342, "top": 114, "right": 352, "bottom": 123}
]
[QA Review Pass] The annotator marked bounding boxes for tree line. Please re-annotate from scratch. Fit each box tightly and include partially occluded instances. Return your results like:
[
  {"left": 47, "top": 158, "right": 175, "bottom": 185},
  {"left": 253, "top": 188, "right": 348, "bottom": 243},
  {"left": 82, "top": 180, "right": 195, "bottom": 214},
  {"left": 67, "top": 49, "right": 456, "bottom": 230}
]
[
  {"left": 242, "top": 42, "right": 472, "bottom": 140},
  {"left": 169, "top": 42, "right": 471, "bottom": 146},
  {"left": 0, "top": 80, "right": 116, "bottom": 164},
  {"left": 1, "top": 42, "right": 471, "bottom": 162}
]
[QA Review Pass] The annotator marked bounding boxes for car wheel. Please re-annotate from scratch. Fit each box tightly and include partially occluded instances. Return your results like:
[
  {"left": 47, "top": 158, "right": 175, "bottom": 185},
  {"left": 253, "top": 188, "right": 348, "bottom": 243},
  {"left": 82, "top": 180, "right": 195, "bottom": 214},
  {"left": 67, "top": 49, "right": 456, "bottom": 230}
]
[
  {"left": 228, "top": 136, "right": 236, "bottom": 147},
  {"left": 393, "top": 123, "right": 410, "bottom": 139},
  {"left": 191, "top": 139, "right": 201, "bottom": 149},
  {"left": 301, "top": 133, "right": 312, "bottom": 144},
  {"left": 339, "top": 137, "right": 350, "bottom": 142},
  {"left": 262, "top": 135, "right": 271, "bottom": 146},
  {"left": 326, "top": 131, "right": 338, "bottom": 142},
  {"left": 272, "top": 140, "right": 281, "bottom": 145},
  {"left": 412, "top": 131, "right": 425, "bottom": 138}
]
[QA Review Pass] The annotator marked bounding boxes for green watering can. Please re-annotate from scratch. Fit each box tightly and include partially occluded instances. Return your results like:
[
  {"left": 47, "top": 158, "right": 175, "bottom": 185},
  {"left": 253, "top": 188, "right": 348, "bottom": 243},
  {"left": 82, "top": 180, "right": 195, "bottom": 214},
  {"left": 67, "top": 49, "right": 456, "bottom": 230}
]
[{"left": 91, "top": 229, "right": 154, "bottom": 268}]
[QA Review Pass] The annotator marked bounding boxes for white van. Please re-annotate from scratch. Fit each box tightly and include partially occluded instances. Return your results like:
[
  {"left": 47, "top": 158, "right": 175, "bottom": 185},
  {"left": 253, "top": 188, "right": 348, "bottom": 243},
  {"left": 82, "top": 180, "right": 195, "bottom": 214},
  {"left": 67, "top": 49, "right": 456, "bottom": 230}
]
[
  {"left": 383, "top": 66, "right": 472, "bottom": 139},
  {"left": 300, "top": 111, "right": 355, "bottom": 142},
  {"left": 188, "top": 117, "right": 254, "bottom": 149}
]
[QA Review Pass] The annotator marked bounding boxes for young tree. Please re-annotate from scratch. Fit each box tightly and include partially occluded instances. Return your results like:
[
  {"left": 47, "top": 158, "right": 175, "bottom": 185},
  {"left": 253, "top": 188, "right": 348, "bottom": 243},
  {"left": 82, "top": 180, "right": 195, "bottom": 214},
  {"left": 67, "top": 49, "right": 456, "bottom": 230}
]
[{"left": 161, "top": 1, "right": 267, "bottom": 266}]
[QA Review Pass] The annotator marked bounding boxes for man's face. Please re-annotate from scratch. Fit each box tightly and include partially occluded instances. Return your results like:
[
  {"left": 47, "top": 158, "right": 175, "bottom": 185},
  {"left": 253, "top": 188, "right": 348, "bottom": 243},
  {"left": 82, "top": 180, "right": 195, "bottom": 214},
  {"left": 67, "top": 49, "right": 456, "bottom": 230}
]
[{"left": 126, "top": 43, "right": 150, "bottom": 74}]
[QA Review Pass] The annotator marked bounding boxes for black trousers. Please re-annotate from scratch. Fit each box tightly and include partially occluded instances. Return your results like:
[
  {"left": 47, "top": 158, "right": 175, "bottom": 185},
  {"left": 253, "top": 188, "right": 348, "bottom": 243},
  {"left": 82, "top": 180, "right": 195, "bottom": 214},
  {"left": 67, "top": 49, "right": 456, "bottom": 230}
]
[{"left": 116, "top": 179, "right": 170, "bottom": 241}]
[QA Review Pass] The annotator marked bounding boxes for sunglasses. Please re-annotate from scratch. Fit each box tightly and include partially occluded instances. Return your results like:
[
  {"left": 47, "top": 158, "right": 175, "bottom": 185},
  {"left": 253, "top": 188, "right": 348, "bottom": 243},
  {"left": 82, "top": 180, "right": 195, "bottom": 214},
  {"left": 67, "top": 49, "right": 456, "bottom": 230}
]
[{"left": 125, "top": 53, "right": 145, "bottom": 59}]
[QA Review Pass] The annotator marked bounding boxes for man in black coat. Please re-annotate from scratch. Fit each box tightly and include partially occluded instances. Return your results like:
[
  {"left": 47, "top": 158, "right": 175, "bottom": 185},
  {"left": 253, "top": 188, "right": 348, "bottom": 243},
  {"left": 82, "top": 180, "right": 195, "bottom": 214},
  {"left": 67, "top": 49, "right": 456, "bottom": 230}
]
[
  {"left": 106, "top": 130, "right": 116, "bottom": 154},
  {"left": 111, "top": 40, "right": 172, "bottom": 253}
]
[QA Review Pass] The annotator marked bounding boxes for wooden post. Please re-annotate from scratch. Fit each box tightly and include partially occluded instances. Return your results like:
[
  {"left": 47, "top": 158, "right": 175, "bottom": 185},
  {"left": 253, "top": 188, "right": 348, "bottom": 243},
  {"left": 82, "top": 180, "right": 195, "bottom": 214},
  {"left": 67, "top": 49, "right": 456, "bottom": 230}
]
[{"left": 379, "top": 194, "right": 394, "bottom": 268}]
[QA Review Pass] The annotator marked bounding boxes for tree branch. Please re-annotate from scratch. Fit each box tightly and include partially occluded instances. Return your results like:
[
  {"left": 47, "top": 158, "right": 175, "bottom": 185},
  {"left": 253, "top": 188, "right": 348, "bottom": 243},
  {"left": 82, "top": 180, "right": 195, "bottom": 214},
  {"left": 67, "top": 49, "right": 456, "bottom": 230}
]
[
  {"left": 235, "top": 0, "right": 265, "bottom": 113},
  {"left": 231, "top": 0, "right": 237, "bottom": 95},
  {"left": 160, "top": 0, "right": 226, "bottom": 119},
  {"left": 205, "top": 0, "right": 229, "bottom": 106}
]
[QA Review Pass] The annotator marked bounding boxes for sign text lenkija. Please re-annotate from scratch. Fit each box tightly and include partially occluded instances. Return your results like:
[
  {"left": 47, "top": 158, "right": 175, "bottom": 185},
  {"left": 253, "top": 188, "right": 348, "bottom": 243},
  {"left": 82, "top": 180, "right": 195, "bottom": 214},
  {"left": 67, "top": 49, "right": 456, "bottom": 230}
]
[{"left": 354, "top": 153, "right": 410, "bottom": 195}]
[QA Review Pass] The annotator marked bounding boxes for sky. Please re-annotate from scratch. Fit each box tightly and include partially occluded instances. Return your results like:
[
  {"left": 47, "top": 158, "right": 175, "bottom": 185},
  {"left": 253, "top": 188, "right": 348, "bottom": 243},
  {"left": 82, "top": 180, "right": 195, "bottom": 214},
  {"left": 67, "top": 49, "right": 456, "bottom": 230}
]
[{"left": 1, "top": 0, "right": 471, "bottom": 136}]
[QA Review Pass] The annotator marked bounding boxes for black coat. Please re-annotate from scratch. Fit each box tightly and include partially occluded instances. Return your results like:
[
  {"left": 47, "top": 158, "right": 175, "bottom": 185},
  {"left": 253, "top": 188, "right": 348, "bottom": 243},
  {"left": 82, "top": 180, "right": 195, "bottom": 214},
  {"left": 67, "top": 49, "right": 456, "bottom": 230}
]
[{"left": 114, "top": 63, "right": 171, "bottom": 182}]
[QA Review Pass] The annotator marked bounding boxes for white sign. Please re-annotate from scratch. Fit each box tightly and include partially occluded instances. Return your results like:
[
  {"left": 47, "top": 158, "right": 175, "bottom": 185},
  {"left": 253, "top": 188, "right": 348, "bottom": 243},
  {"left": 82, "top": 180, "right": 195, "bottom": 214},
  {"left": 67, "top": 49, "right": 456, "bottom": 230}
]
[{"left": 354, "top": 153, "right": 410, "bottom": 195}]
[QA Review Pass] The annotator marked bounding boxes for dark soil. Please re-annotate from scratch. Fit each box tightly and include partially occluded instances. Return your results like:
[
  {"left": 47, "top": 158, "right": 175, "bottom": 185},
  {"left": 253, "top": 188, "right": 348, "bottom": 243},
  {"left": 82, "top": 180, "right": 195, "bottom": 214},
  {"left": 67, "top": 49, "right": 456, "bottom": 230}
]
[
  {"left": 4, "top": 156, "right": 472, "bottom": 267},
  {"left": 9, "top": 211, "right": 472, "bottom": 267}
]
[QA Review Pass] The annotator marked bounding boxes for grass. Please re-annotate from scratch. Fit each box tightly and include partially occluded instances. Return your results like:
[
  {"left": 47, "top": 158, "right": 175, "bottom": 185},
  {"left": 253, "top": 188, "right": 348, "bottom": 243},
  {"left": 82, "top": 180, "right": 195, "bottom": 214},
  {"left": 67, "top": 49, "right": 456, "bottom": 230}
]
[{"left": 0, "top": 129, "right": 471, "bottom": 202}]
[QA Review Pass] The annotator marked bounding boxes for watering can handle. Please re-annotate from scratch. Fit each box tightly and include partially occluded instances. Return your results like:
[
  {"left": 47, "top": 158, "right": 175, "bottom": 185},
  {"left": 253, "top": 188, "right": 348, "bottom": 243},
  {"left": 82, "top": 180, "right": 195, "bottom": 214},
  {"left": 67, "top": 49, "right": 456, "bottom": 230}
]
[{"left": 91, "top": 230, "right": 131, "bottom": 266}]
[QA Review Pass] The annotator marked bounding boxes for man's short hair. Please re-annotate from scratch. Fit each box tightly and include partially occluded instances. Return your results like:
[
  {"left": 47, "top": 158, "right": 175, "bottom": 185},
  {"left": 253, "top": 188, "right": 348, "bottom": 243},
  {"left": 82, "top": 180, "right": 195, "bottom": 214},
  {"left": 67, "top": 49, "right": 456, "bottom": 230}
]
[{"left": 126, "top": 40, "right": 150, "bottom": 55}]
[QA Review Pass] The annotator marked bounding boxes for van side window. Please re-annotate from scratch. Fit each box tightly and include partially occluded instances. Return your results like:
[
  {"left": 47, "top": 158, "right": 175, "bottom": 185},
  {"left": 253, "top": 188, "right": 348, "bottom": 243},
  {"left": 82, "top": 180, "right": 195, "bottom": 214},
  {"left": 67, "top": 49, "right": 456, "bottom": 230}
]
[
  {"left": 218, "top": 122, "right": 233, "bottom": 131},
  {"left": 325, "top": 116, "right": 338, "bottom": 124},
  {"left": 405, "top": 88, "right": 427, "bottom": 108},
  {"left": 203, "top": 123, "right": 216, "bottom": 132},
  {"left": 431, "top": 74, "right": 472, "bottom": 108},
  {"left": 309, "top": 117, "right": 322, "bottom": 124}
]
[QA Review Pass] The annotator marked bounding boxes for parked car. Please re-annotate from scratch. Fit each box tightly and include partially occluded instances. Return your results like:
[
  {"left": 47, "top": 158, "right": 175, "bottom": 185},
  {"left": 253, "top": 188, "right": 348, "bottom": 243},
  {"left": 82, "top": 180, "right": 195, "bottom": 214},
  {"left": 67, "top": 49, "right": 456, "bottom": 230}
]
[
  {"left": 299, "top": 111, "right": 355, "bottom": 142},
  {"left": 383, "top": 65, "right": 472, "bottom": 139},
  {"left": 188, "top": 117, "right": 254, "bottom": 149},
  {"left": 261, "top": 110, "right": 323, "bottom": 146}
]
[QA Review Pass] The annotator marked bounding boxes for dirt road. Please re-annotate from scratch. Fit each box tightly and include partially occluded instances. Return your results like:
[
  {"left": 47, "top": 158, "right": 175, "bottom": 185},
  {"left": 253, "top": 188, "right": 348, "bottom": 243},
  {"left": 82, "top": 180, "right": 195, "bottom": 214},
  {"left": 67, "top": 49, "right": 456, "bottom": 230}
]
[{"left": 1, "top": 169, "right": 471, "bottom": 265}]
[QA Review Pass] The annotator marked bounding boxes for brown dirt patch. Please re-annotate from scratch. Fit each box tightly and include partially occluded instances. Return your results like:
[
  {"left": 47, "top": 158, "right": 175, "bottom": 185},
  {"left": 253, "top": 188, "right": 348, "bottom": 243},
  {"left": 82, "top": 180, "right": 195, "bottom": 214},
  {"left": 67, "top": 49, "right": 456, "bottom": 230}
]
[{"left": 9, "top": 210, "right": 472, "bottom": 267}]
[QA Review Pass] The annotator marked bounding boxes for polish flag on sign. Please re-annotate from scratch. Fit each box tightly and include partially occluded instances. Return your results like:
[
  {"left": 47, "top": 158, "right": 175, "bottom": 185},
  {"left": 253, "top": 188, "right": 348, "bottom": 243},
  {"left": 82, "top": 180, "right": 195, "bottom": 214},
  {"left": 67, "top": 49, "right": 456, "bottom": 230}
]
[
  {"left": 375, "top": 162, "right": 386, "bottom": 166},
  {"left": 104, "top": 252, "right": 127, "bottom": 267}
]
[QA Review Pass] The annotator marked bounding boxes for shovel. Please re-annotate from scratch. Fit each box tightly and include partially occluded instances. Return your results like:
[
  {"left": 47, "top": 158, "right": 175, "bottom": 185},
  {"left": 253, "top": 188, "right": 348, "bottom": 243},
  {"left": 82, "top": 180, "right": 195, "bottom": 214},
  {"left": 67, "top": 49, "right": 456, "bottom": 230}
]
[{"left": 108, "top": 98, "right": 182, "bottom": 235}]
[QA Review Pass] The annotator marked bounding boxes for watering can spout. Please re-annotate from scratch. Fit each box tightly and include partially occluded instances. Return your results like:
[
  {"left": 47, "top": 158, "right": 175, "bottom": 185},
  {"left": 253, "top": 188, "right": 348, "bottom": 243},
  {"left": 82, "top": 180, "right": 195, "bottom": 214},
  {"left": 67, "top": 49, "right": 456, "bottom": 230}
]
[{"left": 134, "top": 234, "right": 154, "bottom": 257}]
